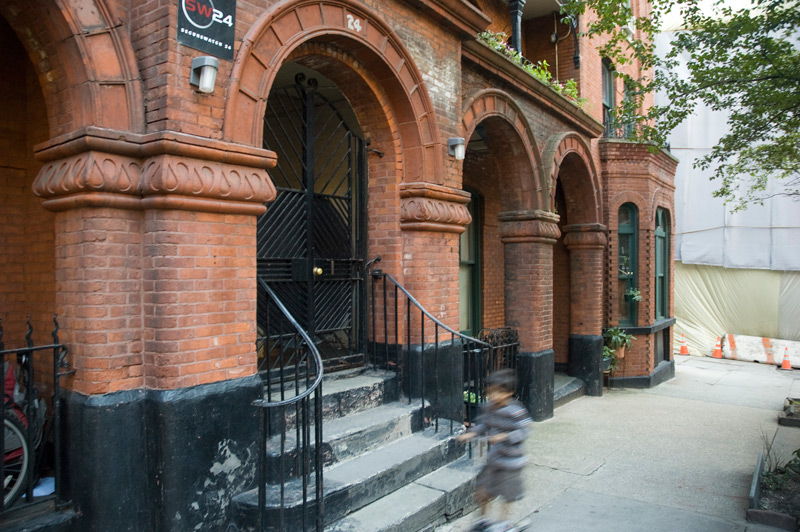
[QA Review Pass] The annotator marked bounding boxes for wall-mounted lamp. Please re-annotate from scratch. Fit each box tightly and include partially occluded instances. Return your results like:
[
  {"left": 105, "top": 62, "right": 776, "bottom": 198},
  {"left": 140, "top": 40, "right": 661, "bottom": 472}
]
[
  {"left": 190, "top": 56, "right": 220, "bottom": 94},
  {"left": 447, "top": 137, "right": 466, "bottom": 160}
]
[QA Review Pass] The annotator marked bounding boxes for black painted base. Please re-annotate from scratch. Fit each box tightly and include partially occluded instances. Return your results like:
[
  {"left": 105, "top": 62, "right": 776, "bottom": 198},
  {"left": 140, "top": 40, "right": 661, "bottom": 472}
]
[
  {"left": 609, "top": 360, "right": 675, "bottom": 389},
  {"left": 517, "top": 350, "right": 554, "bottom": 421},
  {"left": 63, "top": 375, "right": 262, "bottom": 532},
  {"left": 568, "top": 335, "right": 604, "bottom": 397},
  {"left": 406, "top": 340, "right": 463, "bottom": 423}
]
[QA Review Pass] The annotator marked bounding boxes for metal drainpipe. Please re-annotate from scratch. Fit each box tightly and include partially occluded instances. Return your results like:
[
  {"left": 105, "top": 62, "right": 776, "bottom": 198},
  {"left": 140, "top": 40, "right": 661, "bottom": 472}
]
[{"left": 508, "top": 0, "right": 526, "bottom": 53}]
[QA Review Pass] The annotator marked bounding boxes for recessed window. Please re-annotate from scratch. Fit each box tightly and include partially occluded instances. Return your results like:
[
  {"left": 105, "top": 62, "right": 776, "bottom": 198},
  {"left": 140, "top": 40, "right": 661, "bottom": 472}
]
[
  {"left": 602, "top": 59, "right": 615, "bottom": 136},
  {"left": 618, "top": 203, "right": 638, "bottom": 326},
  {"left": 655, "top": 208, "right": 670, "bottom": 320}
]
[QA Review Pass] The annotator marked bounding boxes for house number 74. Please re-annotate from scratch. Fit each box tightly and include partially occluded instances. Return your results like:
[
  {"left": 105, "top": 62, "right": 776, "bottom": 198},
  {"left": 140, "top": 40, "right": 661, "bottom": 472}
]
[{"left": 346, "top": 14, "right": 362, "bottom": 32}]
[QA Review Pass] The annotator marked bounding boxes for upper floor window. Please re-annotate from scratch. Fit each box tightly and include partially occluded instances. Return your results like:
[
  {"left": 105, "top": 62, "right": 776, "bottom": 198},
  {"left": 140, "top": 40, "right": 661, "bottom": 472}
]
[
  {"left": 618, "top": 203, "right": 638, "bottom": 326},
  {"left": 602, "top": 59, "right": 615, "bottom": 136},
  {"left": 655, "top": 208, "right": 670, "bottom": 320}
]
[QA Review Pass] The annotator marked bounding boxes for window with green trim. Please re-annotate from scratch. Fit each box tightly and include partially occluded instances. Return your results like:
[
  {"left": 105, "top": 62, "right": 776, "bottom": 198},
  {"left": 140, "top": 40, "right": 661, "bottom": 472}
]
[
  {"left": 655, "top": 208, "right": 670, "bottom": 320},
  {"left": 617, "top": 203, "right": 638, "bottom": 326},
  {"left": 459, "top": 191, "right": 481, "bottom": 336}
]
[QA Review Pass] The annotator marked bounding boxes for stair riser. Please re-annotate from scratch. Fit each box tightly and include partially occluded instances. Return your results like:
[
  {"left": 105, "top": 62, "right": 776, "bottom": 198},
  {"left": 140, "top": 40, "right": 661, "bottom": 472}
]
[
  {"left": 263, "top": 374, "right": 399, "bottom": 431},
  {"left": 233, "top": 436, "right": 465, "bottom": 530},
  {"left": 262, "top": 407, "right": 424, "bottom": 479}
]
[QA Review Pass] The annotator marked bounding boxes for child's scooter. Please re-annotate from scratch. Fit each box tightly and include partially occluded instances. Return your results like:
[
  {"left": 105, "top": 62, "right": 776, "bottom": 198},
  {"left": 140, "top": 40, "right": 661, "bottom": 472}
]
[{"left": 470, "top": 517, "right": 530, "bottom": 532}]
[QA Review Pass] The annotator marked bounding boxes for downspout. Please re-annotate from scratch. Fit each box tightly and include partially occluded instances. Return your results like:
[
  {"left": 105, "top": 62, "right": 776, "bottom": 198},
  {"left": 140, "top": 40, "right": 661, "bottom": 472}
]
[{"left": 508, "top": 0, "right": 526, "bottom": 53}]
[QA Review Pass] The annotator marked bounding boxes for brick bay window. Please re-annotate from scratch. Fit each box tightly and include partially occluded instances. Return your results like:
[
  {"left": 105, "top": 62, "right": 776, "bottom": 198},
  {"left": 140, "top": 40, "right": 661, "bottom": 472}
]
[{"left": 618, "top": 203, "right": 638, "bottom": 326}]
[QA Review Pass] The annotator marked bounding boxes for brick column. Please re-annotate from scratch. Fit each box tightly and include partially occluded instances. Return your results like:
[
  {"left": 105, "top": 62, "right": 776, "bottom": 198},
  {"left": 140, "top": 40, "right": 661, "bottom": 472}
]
[
  {"left": 563, "top": 223, "right": 607, "bottom": 396},
  {"left": 33, "top": 128, "right": 277, "bottom": 531},
  {"left": 499, "top": 209, "right": 560, "bottom": 421}
]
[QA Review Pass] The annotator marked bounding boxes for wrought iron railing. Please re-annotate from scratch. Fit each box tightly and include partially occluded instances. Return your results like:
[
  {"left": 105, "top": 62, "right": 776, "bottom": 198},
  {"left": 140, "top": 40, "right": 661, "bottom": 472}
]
[
  {"left": 254, "top": 278, "right": 324, "bottom": 532},
  {"left": 368, "top": 265, "right": 494, "bottom": 433},
  {"left": 1, "top": 315, "right": 71, "bottom": 515}
]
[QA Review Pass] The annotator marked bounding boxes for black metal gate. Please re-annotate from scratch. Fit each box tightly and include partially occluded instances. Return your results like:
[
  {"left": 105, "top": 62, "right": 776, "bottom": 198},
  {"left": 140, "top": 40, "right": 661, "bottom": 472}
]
[{"left": 258, "top": 73, "right": 367, "bottom": 371}]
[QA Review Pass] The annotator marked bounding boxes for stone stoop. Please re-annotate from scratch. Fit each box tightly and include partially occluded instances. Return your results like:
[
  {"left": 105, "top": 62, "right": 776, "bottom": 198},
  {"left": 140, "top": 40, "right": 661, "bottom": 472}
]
[
  {"left": 553, "top": 374, "right": 586, "bottom": 409},
  {"left": 231, "top": 368, "right": 479, "bottom": 532}
]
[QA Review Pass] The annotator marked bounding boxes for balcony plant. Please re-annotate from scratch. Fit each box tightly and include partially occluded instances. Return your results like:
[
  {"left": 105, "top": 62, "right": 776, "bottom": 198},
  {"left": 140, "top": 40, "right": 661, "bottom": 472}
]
[
  {"left": 476, "top": 31, "right": 587, "bottom": 108},
  {"left": 604, "top": 326, "right": 635, "bottom": 360}
]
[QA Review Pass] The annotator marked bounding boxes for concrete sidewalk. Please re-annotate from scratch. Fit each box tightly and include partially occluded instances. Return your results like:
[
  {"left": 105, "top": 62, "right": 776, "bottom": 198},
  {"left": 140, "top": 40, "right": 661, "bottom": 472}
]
[{"left": 438, "top": 356, "right": 800, "bottom": 532}]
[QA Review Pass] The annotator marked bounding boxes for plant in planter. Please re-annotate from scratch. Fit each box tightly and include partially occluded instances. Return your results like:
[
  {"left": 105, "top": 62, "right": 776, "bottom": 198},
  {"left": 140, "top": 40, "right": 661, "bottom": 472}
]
[
  {"left": 603, "top": 345, "right": 620, "bottom": 373},
  {"left": 604, "top": 326, "right": 635, "bottom": 360},
  {"left": 464, "top": 391, "right": 483, "bottom": 421},
  {"left": 625, "top": 287, "right": 642, "bottom": 302}
]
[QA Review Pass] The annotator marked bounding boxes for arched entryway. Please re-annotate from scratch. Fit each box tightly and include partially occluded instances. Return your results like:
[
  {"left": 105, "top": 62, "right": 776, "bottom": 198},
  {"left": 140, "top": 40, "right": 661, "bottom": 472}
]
[{"left": 545, "top": 133, "right": 606, "bottom": 396}]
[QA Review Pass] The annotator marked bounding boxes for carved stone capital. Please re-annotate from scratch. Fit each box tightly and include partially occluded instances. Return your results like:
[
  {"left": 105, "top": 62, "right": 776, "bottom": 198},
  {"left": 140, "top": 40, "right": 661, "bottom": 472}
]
[
  {"left": 399, "top": 182, "right": 472, "bottom": 233},
  {"left": 32, "top": 127, "right": 277, "bottom": 215},
  {"left": 562, "top": 223, "right": 608, "bottom": 249},
  {"left": 498, "top": 210, "right": 561, "bottom": 244}
]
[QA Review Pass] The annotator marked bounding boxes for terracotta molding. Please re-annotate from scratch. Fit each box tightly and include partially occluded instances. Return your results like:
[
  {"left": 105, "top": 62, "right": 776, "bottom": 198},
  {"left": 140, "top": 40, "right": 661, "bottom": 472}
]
[
  {"left": 400, "top": 197, "right": 472, "bottom": 233},
  {"left": 463, "top": 40, "right": 605, "bottom": 139},
  {"left": 400, "top": 0, "right": 491, "bottom": 39},
  {"left": 499, "top": 210, "right": 561, "bottom": 243},
  {"left": 399, "top": 182, "right": 472, "bottom": 204},
  {"left": 33, "top": 129, "right": 277, "bottom": 214},
  {"left": 35, "top": 127, "right": 277, "bottom": 169},
  {"left": 563, "top": 223, "right": 608, "bottom": 249}
]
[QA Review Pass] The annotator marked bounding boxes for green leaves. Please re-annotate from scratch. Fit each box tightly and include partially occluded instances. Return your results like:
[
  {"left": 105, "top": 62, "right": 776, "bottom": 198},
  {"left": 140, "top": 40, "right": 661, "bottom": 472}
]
[{"left": 563, "top": 0, "right": 800, "bottom": 210}]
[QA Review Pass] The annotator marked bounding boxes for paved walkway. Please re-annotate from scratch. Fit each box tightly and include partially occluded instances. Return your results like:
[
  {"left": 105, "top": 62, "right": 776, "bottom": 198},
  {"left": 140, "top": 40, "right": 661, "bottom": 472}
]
[{"left": 438, "top": 355, "right": 800, "bottom": 532}]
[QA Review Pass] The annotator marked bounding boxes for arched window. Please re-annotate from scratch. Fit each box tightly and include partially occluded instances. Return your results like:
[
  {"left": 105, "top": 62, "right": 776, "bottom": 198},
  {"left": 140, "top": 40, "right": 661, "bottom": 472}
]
[
  {"left": 655, "top": 208, "right": 670, "bottom": 320},
  {"left": 618, "top": 203, "right": 638, "bottom": 326}
]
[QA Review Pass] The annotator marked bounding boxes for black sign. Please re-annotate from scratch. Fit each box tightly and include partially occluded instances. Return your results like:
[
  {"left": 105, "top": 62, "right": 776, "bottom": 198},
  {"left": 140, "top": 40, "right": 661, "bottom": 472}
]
[{"left": 177, "top": 0, "right": 235, "bottom": 60}]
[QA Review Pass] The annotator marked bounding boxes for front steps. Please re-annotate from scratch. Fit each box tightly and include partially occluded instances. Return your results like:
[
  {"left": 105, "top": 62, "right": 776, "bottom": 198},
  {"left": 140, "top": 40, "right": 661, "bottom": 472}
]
[{"left": 231, "top": 368, "right": 478, "bottom": 532}]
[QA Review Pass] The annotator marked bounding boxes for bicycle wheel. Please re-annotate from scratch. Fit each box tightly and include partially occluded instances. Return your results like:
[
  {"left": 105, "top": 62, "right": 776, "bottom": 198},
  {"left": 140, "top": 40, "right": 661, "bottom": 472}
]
[{"left": 4, "top": 411, "right": 30, "bottom": 508}]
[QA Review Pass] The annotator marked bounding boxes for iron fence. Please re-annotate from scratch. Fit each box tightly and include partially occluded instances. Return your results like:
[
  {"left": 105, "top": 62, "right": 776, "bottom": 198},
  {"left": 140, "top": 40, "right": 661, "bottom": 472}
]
[{"left": 1, "top": 315, "right": 71, "bottom": 515}]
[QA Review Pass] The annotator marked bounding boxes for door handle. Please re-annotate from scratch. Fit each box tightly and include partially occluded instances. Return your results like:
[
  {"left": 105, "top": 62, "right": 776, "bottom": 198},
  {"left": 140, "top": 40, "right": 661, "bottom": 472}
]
[{"left": 313, "top": 266, "right": 323, "bottom": 276}]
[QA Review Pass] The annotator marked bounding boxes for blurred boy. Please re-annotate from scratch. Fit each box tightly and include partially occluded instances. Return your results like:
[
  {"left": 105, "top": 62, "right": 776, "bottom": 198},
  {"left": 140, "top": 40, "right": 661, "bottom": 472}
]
[{"left": 457, "top": 369, "right": 531, "bottom": 532}]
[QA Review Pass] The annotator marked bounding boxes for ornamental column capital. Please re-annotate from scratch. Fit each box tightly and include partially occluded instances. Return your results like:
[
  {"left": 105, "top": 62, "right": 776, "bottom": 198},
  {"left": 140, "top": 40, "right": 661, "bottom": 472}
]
[
  {"left": 399, "top": 182, "right": 472, "bottom": 233},
  {"left": 498, "top": 209, "right": 561, "bottom": 244}
]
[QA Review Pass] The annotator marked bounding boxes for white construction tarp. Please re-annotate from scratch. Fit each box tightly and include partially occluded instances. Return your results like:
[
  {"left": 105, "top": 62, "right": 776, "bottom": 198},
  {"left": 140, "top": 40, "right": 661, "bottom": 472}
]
[{"left": 673, "top": 263, "right": 800, "bottom": 356}]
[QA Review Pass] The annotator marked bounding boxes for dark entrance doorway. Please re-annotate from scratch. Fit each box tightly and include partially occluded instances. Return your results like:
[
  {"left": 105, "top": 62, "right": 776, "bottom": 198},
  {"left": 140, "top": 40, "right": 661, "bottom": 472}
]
[{"left": 257, "top": 71, "right": 367, "bottom": 371}]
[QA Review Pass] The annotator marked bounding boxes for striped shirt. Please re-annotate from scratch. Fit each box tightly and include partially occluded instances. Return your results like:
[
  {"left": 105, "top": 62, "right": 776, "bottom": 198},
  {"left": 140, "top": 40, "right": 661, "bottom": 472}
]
[{"left": 469, "top": 399, "right": 531, "bottom": 470}]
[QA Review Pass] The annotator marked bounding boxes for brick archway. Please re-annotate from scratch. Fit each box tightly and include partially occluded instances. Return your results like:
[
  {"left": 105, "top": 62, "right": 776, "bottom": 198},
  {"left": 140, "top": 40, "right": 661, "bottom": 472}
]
[
  {"left": 0, "top": 0, "right": 144, "bottom": 137},
  {"left": 462, "top": 89, "right": 544, "bottom": 210},
  {"left": 226, "top": 0, "right": 441, "bottom": 184},
  {"left": 543, "top": 132, "right": 601, "bottom": 224}
]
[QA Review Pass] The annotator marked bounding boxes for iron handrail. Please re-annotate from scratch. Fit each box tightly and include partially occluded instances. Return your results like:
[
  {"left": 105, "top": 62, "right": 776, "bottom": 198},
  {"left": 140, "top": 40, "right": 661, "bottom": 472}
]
[
  {"left": 253, "top": 279, "right": 324, "bottom": 409},
  {"left": 373, "top": 271, "right": 492, "bottom": 351},
  {"left": 252, "top": 277, "right": 324, "bottom": 532}
]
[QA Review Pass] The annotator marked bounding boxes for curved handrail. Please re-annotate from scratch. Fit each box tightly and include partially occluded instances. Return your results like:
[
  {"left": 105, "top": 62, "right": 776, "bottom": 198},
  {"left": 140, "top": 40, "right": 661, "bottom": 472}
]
[
  {"left": 377, "top": 272, "right": 492, "bottom": 350},
  {"left": 253, "top": 277, "right": 324, "bottom": 408}
]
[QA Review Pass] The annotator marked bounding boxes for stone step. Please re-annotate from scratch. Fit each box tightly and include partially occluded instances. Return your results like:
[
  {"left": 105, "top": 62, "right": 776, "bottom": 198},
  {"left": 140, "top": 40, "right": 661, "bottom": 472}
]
[
  {"left": 232, "top": 423, "right": 467, "bottom": 531},
  {"left": 263, "top": 401, "right": 427, "bottom": 478},
  {"left": 325, "top": 455, "right": 481, "bottom": 532},
  {"left": 262, "top": 368, "right": 399, "bottom": 430},
  {"left": 553, "top": 374, "right": 585, "bottom": 409}
]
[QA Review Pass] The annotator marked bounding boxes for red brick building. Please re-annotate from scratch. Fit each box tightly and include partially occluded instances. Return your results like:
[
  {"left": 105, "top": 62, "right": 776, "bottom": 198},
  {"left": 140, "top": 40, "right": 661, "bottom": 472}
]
[{"left": 0, "top": 0, "right": 676, "bottom": 529}]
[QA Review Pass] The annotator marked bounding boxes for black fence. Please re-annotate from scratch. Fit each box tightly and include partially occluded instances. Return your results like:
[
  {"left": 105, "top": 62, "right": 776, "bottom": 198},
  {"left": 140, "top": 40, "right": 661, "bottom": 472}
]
[{"left": 1, "top": 315, "right": 71, "bottom": 515}]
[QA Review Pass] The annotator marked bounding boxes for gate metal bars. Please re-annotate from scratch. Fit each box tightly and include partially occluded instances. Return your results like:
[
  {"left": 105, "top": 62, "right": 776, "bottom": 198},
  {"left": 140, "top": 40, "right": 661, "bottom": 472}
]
[
  {"left": 1, "top": 315, "right": 71, "bottom": 515},
  {"left": 258, "top": 73, "right": 367, "bottom": 372}
]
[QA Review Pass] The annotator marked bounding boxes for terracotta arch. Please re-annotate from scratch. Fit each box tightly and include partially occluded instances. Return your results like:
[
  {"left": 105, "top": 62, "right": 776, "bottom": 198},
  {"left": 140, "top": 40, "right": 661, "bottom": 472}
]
[
  {"left": 543, "top": 132, "right": 601, "bottom": 224},
  {"left": 650, "top": 189, "right": 675, "bottom": 231},
  {"left": 0, "top": 0, "right": 144, "bottom": 137},
  {"left": 226, "top": 0, "right": 441, "bottom": 183},
  {"left": 461, "top": 89, "right": 545, "bottom": 210},
  {"left": 609, "top": 191, "right": 649, "bottom": 228}
]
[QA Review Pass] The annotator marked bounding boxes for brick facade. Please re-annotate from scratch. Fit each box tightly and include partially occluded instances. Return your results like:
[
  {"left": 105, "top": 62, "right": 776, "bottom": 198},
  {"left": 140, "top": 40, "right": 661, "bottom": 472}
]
[{"left": 1, "top": 0, "right": 676, "bottom": 527}]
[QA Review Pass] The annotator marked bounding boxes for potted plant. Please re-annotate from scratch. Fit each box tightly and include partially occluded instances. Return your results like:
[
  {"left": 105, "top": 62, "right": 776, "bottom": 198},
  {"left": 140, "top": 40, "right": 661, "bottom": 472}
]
[
  {"left": 464, "top": 391, "right": 482, "bottom": 422},
  {"left": 604, "top": 326, "right": 635, "bottom": 360},
  {"left": 603, "top": 345, "right": 620, "bottom": 373},
  {"left": 625, "top": 287, "right": 642, "bottom": 302}
]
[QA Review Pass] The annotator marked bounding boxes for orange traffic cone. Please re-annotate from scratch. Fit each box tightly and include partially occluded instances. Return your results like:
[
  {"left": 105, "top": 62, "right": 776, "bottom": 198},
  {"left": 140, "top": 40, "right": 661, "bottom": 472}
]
[
  {"left": 712, "top": 336, "right": 722, "bottom": 358},
  {"left": 779, "top": 347, "right": 792, "bottom": 371},
  {"left": 679, "top": 334, "right": 689, "bottom": 355}
]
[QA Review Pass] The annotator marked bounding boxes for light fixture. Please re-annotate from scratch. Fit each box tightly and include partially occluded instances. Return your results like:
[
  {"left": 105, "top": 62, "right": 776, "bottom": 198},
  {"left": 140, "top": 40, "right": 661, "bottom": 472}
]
[
  {"left": 447, "top": 137, "right": 466, "bottom": 160},
  {"left": 190, "top": 56, "right": 220, "bottom": 94}
]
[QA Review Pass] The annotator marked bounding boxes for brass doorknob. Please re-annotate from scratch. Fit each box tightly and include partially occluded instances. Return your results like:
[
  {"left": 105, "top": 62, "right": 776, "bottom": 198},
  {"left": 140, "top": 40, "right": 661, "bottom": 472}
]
[{"left": 313, "top": 267, "right": 323, "bottom": 276}]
